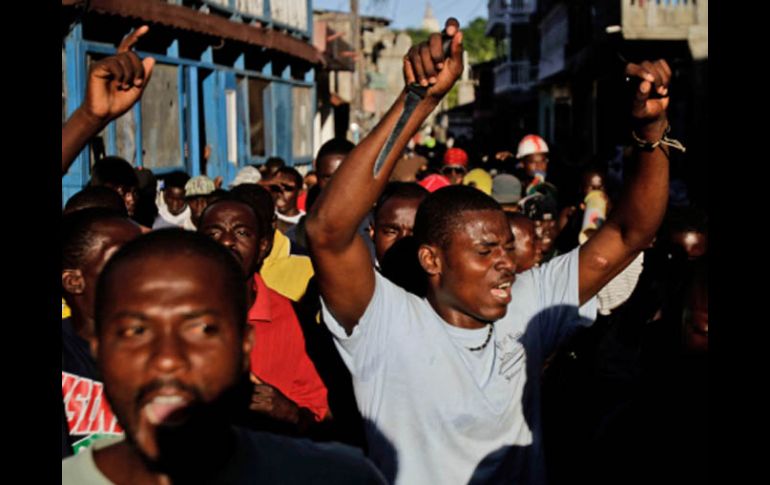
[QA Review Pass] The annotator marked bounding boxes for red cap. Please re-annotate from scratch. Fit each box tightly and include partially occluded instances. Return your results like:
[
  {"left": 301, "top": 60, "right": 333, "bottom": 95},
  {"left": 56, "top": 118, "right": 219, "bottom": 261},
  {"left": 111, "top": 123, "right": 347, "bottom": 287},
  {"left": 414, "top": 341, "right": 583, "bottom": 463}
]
[
  {"left": 443, "top": 147, "right": 469, "bottom": 168},
  {"left": 418, "top": 174, "right": 452, "bottom": 193}
]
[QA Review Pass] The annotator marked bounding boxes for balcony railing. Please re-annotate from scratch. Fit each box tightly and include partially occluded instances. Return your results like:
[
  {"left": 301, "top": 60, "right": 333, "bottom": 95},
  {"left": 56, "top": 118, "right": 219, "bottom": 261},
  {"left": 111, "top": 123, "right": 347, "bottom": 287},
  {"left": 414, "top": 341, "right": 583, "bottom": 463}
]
[
  {"left": 183, "top": 0, "right": 310, "bottom": 37},
  {"left": 487, "top": 0, "right": 537, "bottom": 35},
  {"left": 493, "top": 60, "right": 537, "bottom": 95}
]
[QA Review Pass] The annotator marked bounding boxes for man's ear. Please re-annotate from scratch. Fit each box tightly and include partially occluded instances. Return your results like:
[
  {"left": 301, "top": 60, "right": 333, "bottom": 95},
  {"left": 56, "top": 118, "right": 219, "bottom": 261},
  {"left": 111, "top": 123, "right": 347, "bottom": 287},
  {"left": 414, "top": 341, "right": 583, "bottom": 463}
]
[
  {"left": 418, "top": 244, "right": 442, "bottom": 276},
  {"left": 258, "top": 234, "right": 273, "bottom": 263},
  {"left": 62, "top": 269, "right": 86, "bottom": 295}
]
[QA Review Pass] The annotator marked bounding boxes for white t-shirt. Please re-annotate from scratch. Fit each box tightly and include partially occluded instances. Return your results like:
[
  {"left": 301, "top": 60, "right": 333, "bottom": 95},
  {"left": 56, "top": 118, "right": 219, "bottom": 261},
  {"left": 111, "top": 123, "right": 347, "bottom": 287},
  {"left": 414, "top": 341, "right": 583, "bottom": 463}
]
[
  {"left": 321, "top": 247, "right": 597, "bottom": 484},
  {"left": 276, "top": 210, "right": 305, "bottom": 225},
  {"left": 152, "top": 193, "right": 195, "bottom": 231}
]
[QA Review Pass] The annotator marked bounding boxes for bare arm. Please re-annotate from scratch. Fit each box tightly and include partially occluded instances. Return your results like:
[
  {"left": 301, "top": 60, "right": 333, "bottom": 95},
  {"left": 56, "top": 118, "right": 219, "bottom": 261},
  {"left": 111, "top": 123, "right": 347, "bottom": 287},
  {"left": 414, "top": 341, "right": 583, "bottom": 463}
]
[
  {"left": 62, "top": 26, "right": 155, "bottom": 176},
  {"left": 578, "top": 60, "right": 674, "bottom": 304},
  {"left": 306, "top": 19, "right": 464, "bottom": 333}
]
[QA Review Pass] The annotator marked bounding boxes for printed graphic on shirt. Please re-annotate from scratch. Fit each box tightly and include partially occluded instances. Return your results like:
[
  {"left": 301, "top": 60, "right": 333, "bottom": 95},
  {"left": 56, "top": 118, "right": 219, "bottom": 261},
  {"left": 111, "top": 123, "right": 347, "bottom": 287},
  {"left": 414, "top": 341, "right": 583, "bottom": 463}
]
[
  {"left": 62, "top": 372, "right": 123, "bottom": 453},
  {"left": 496, "top": 331, "right": 526, "bottom": 382}
]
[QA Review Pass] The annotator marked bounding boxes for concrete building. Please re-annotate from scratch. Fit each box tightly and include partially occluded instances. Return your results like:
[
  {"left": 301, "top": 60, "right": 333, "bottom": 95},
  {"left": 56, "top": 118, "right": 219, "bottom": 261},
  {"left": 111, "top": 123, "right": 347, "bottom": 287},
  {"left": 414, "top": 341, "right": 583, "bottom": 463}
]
[
  {"left": 534, "top": 0, "right": 708, "bottom": 204},
  {"left": 483, "top": 0, "right": 541, "bottom": 154},
  {"left": 313, "top": 9, "right": 413, "bottom": 148}
]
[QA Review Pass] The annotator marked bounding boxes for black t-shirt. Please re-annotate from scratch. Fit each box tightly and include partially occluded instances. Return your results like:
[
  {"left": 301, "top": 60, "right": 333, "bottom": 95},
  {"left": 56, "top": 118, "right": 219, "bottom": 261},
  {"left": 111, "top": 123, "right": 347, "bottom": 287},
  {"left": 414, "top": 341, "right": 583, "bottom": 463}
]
[{"left": 211, "top": 427, "right": 385, "bottom": 484}]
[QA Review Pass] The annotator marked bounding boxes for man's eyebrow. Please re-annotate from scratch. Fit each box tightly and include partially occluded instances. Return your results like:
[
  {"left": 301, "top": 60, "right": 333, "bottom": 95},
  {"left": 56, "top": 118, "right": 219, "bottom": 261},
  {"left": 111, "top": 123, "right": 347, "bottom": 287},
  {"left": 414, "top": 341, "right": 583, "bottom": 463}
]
[
  {"left": 477, "top": 240, "right": 499, "bottom": 248},
  {"left": 181, "top": 309, "right": 223, "bottom": 319},
  {"left": 109, "top": 309, "right": 223, "bottom": 320},
  {"left": 201, "top": 222, "right": 224, "bottom": 229},
  {"left": 109, "top": 311, "right": 148, "bottom": 320}
]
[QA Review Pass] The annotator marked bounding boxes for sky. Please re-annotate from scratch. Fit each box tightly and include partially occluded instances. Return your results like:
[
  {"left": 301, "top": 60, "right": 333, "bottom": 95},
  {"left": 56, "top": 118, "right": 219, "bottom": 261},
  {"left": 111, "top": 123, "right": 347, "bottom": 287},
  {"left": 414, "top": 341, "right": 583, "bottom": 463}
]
[{"left": 312, "top": 0, "right": 488, "bottom": 30}]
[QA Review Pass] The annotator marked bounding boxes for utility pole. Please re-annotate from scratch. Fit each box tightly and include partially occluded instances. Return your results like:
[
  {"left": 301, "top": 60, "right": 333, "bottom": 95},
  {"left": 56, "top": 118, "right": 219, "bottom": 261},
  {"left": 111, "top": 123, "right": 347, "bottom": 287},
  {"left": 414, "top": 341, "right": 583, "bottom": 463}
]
[{"left": 350, "top": 0, "right": 362, "bottom": 141}]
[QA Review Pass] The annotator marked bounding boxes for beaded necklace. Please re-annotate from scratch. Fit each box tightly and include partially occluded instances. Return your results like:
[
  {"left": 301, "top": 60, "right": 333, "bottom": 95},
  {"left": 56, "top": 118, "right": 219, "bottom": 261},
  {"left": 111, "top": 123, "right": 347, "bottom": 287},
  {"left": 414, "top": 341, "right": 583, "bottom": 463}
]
[{"left": 467, "top": 324, "right": 494, "bottom": 352}]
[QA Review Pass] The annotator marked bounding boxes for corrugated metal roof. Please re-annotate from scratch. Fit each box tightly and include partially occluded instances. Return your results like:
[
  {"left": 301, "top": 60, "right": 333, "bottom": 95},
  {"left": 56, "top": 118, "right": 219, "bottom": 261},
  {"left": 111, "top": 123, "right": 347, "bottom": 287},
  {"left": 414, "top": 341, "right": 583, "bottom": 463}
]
[{"left": 62, "top": 0, "right": 323, "bottom": 65}]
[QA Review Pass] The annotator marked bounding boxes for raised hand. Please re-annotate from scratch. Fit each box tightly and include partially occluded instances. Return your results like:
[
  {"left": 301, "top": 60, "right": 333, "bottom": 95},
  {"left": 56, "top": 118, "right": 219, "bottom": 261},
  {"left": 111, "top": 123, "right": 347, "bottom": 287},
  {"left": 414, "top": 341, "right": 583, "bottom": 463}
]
[
  {"left": 82, "top": 25, "right": 156, "bottom": 124},
  {"left": 625, "top": 59, "right": 671, "bottom": 138},
  {"left": 403, "top": 18, "right": 464, "bottom": 100}
]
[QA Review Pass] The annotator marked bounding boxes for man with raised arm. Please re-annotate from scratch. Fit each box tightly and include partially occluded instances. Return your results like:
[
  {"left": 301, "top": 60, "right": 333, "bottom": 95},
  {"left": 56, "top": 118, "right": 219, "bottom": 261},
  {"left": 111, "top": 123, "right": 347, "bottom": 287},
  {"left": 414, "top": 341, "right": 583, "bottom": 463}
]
[
  {"left": 306, "top": 16, "right": 675, "bottom": 485},
  {"left": 62, "top": 26, "right": 155, "bottom": 176}
]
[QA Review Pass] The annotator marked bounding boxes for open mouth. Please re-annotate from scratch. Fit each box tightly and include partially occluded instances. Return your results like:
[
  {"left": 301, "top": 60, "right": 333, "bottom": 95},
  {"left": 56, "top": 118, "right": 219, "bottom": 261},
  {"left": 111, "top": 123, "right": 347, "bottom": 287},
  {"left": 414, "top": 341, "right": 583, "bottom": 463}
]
[
  {"left": 143, "top": 394, "right": 192, "bottom": 426},
  {"left": 490, "top": 280, "right": 514, "bottom": 301}
]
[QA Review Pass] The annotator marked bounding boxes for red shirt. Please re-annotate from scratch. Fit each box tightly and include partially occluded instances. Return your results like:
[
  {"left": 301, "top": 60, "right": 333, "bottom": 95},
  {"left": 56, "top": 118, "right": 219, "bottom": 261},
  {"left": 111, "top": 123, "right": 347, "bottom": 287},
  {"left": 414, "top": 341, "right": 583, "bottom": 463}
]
[
  {"left": 248, "top": 274, "right": 329, "bottom": 421},
  {"left": 297, "top": 191, "right": 308, "bottom": 212}
]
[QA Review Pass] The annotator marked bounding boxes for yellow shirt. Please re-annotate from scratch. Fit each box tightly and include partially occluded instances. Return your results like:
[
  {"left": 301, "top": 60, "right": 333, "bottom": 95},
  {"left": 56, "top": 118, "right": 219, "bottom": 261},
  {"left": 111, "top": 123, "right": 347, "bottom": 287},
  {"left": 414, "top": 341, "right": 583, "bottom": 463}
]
[
  {"left": 62, "top": 298, "right": 71, "bottom": 319},
  {"left": 260, "top": 230, "right": 314, "bottom": 302}
]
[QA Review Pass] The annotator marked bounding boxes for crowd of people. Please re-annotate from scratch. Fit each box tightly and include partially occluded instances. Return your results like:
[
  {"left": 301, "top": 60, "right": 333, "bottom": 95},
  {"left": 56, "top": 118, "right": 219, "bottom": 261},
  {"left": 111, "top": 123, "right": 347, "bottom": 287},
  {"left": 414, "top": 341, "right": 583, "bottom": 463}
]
[{"left": 61, "top": 19, "right": 706, "bottom": 485}]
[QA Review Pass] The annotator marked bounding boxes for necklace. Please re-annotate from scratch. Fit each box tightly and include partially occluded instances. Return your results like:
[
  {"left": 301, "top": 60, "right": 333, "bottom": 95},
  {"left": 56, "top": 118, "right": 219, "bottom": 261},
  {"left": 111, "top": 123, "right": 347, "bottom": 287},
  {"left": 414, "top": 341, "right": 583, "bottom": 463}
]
[{"left": 467, "top": 324, "right": 494, "bottom": 352}]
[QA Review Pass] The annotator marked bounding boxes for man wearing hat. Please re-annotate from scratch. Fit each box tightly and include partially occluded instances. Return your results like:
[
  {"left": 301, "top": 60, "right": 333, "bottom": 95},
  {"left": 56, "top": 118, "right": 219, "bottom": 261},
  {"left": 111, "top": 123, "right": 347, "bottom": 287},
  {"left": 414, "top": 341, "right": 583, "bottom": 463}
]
[
  {"left": 463, "top": 168, "right": 493, "bottom": 195},
  {"left": 418, "top": 173, "right": 452, "bottom": 193},
  {"left": 519, "top": 192, "right": 560, "bottom": 264},
  {"left": 491, "top": 173, "right": 523, "bottom": 212},
  {"left": 230, "top": 165, "right": 263, "bottom": 188},
  {"left": 516, "top": 134, "right": 550, "bottom": 195},
  {"left": 441, "top": 147, "right": 469, "bottom": 185},
  {"left": 185, "top": 175, "right": 217, "bottom": 229}
]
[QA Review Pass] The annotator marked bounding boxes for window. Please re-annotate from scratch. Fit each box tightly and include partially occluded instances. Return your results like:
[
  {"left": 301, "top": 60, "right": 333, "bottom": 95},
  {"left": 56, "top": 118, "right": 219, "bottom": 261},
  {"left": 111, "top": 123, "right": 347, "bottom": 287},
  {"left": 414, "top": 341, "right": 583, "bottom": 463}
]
[
  {"left": 140, "top": 64, "right": 182, "bottom": 170},
  {"left": 292, "top": 86, "right": 312, "bottom": 159},
  {"left": 247, "top": 78, "right": 268, "bottom": 157},
  {"left": 226, "top": 89, "right": 238, "bottom": 164},
  {"left": 115, "top": 108, "right": 137, "bottom": 164}
]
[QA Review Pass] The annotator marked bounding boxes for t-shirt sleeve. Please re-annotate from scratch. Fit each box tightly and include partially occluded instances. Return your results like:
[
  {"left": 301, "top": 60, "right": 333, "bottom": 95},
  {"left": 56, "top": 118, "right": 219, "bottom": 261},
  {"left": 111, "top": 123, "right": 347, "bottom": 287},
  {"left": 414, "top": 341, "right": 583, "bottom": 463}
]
[
  {"left": 532, "top": 247, "right": 597, "bottom": 354},
  {"left": 320, "top": 272, "right": 408, "bottom": 378}
]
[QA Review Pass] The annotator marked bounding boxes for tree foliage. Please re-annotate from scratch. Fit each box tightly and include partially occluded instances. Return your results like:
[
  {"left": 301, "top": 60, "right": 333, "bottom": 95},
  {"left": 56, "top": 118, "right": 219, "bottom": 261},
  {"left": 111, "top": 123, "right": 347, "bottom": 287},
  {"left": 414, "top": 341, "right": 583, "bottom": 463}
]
[
  {"left": 463, "top": 17, "right": 496, "bottom": 64},
  {"left": 402, "top": 17, "right": 495, "bottom": 65}
]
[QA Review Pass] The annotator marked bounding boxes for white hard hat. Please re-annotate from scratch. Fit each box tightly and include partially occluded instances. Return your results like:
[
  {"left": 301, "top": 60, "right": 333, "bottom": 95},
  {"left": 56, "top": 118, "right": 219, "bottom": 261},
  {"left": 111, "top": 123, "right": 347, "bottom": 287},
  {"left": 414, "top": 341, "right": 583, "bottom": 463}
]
[{"left": 516, "top": 134, "right": 549, "bottom": 159}]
